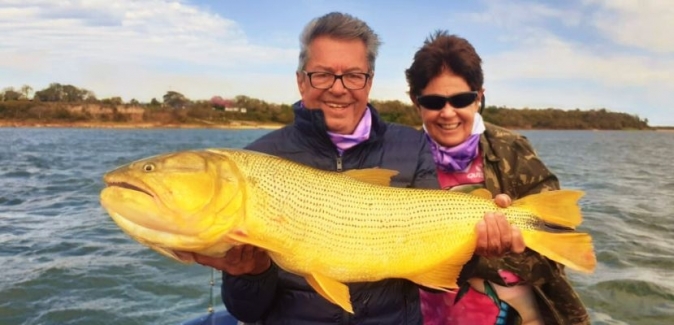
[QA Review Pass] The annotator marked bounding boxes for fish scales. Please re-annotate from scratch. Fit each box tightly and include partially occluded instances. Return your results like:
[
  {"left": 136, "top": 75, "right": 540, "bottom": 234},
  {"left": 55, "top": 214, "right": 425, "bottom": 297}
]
[{"left": 217, "top": 150, "right": 541, "bottom": 281}]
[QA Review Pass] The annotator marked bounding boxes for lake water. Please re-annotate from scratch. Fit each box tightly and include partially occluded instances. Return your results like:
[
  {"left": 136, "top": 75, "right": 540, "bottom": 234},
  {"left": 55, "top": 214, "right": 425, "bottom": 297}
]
[{"left": 1, "top": 128, "right": 673, "bottom": 325}]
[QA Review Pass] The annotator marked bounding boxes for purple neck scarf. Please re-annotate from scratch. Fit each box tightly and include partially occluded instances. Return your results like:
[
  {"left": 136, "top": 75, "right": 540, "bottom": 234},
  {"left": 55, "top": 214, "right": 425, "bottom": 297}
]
[
  {"left": 327, "top": 107, "right": 372, "bottom": 155},
  {"left": 424, "top": 113, "right": 486, "bottom": 172},
  {"left": 300, "top": 101, "right": 372, "bottom": 155}
]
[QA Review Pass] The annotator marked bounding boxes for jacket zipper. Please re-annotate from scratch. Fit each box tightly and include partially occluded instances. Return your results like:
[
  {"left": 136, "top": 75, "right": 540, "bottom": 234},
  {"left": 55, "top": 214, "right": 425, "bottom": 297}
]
[{"left": 336, "top": 156, "right": 343, "bottom": 172}]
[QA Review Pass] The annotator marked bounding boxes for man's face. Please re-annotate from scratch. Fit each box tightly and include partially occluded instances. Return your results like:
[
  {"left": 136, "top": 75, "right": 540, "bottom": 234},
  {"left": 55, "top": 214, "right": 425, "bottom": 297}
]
[{"left": 297, "top": 36, "right": 373, "bottom": 135}]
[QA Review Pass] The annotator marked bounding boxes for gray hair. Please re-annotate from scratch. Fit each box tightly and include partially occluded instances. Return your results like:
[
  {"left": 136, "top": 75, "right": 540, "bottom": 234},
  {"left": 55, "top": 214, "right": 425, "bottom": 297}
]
[{"left": 297, "top": 12, "right": 381, "bottom": 73}]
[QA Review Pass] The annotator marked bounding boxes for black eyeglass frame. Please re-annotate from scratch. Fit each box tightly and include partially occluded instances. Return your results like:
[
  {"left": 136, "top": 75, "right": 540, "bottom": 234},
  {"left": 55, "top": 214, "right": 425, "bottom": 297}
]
[{"left": 302, "top": 71, "right": 372, "bottom": 90}]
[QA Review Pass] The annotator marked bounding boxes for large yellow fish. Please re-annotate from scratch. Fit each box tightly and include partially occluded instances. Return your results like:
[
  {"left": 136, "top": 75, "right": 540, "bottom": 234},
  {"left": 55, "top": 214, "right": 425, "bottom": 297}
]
[{"left": 100, "top": 149, "right": 596, "bottom": 314}]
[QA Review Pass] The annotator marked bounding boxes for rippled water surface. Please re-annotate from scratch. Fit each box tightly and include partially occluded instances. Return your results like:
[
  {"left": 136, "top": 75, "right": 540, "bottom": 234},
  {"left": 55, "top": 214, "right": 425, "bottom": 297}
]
[{"left": 1, "top": 128, "right": 673, "bottom": 324}]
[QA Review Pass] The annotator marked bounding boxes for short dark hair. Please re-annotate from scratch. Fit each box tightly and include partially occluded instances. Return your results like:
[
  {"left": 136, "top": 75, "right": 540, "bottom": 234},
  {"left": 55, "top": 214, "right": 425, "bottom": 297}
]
[{"left": 405, "top": 31, "right": 483, "bottom": 97}]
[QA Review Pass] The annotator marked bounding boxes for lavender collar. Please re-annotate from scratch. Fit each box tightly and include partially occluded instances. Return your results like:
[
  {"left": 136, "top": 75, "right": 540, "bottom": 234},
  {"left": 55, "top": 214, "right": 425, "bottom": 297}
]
[{"left": 327, "top": 107, "right": 372, "bottom": 155}]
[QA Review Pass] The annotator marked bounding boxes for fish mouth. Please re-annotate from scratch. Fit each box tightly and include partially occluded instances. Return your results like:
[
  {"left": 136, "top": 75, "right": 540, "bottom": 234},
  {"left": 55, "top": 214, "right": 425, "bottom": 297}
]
[
  {"left": 106, "top": 181, "right": 154, "bottom": 197},
  {"left": 107, "top": 210, "right": 201, "bottom": 264}
]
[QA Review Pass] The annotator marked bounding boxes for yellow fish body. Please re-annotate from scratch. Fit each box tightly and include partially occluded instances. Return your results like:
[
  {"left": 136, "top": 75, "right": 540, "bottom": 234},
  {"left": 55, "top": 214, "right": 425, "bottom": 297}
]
[{"left": 100, "top": 149, "right": 596, "bottom": 313}]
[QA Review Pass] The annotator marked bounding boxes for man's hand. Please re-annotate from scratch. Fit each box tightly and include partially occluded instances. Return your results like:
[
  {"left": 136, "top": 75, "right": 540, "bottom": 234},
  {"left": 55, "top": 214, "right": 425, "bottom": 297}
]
[
  {"left": 475, "top": 194, "right": 526, "bottom": 258},
  {"left": 192, "top": 245, "right": 271, "bottom": 276}
]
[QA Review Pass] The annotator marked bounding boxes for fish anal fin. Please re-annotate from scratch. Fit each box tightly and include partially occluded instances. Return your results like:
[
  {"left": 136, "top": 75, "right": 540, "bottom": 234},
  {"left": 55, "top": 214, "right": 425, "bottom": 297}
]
[
  {"left": 513, "top": 190, "right": 585, "bottom": 228},
  {"left": 343, "top": 168, "right": 399, "bottom": 186},
  {"left": 305, "top": 273, "right": 354, "bottom": 314},
  {"left": 523, "top": 231, "right": 596, "bottom": 273},
  {"left": 408, "top": 238, "right": 476, "bottom": 291},
  {"left": 469, "top": 188, "right": 493, "bottom": 200},
  {"left": 407, "top": 262, "right": 463, "bottom": 291}
]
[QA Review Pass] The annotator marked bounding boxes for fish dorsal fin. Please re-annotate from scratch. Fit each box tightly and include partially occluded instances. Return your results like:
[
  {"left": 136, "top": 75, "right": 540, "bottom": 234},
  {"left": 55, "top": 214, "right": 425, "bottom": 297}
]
[
  {"left": 469, "top": 188, "right": 493, "bottom": 200},
  {"left": 305, "top": 273, "right": 354, "bottom": 314},
  {"left": 342, "top": 168, "right": 399, "bottom": 186}
]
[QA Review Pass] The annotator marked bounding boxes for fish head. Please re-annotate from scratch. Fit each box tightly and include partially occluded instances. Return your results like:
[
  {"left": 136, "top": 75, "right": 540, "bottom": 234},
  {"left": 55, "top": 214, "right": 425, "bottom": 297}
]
[{"left": 100, "top": 150, "right": 246, "bottom": 263}]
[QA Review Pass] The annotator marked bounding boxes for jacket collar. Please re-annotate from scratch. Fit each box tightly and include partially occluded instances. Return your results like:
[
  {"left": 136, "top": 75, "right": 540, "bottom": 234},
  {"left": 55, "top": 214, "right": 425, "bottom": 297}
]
[
  {"left": 291, "top": 101, "right": 387, "bottom": 152},
  {"left": 480, "top": 122, "right": 500, "bottom": 163}
]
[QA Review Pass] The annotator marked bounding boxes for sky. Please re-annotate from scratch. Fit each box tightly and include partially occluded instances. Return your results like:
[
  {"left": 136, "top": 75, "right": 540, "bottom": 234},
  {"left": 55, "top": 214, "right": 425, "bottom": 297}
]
[{"left": 1, "top": 0, "right": 673, "bottom": 126}]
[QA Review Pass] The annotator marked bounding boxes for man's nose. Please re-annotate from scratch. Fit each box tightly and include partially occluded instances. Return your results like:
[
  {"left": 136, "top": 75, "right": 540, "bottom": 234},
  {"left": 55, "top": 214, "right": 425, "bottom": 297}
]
[{"left": 328, "top": 76, "right": 347, "bottom": 94}]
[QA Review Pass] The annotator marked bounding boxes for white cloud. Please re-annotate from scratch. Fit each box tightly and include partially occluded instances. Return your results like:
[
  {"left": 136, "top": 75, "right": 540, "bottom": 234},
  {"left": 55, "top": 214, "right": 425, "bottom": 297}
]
[
  {"left": 466, "top": 0, "right": 583, "bottom": 28},
  {"left": 0, "top": 0, "right": 288, "bottom": 66},
  {"left": 485, "top": 37, "right": 674, "bottom": 88},
  {"left": 466, "top": 0, "right": 674, "bottom": 88},
  {"left": 585, "top": 0, "right": 674, "bottom": 53}
]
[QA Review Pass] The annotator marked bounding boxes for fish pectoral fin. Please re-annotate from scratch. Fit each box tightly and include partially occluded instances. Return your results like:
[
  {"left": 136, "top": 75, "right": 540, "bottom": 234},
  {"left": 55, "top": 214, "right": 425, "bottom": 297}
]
[
  {"left": 151, "top": 246, "right": 193, "bottom": 264},
  {"left": 407, "top": 262, "right": 464, "bottom": 291},
  {"left": 225, "top": 229, "right": 281, "bottom": 255},
  {"left": 342, "top": 168, "right": 399, "bottom": 186},
  {"left": 305, "top": 273, "right": 354, "bottom": 314},
  {"left": 469, "top": 188, "right": 493, "bottom": 200}
]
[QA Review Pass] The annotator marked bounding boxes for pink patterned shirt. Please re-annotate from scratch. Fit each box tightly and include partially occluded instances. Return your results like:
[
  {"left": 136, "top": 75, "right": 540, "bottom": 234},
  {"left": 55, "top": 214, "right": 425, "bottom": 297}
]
[{"left": 420, "top": 153, "right": 522, "bottom": 325}]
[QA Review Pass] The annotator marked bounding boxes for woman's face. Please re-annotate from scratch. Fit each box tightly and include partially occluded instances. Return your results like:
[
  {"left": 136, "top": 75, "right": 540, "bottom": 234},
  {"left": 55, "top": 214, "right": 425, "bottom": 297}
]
[{"left": 414, "top": 70, "right": 482, "bottom": 147}]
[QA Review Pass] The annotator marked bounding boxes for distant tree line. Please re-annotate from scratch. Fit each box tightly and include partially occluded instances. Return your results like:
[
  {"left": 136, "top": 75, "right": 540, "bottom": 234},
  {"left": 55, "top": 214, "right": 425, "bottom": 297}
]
[
  {"left": 0, "top": 83, "right": 652, "bottom": 130},
  {"left": 359, "top": 100, "right": 650, "bottom": 130}
]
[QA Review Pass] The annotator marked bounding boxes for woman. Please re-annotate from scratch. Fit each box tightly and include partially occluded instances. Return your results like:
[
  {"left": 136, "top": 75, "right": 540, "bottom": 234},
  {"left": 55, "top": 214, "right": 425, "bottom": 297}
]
[{"left": 405, "top": 31, "right": 591, "bottom": 325}]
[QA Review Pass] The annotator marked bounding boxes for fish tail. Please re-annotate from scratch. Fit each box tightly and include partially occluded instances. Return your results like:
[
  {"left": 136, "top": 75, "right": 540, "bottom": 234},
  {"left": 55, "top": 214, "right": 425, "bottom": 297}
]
[
  {"left": 514, "top": 190, "right": 597, "bottom": 273},
  {"left": 522, "top": 232, "right": 596, "bottom": 273}
]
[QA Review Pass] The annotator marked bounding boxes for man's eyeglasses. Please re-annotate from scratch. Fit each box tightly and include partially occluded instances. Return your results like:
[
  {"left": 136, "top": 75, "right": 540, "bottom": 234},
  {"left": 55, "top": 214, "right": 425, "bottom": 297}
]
[
  {"left": 302, "top": 71, "right": 371, "bottom": 90},
  {"left": 416, "top": 91, "right": 479, "bottom": 110}
]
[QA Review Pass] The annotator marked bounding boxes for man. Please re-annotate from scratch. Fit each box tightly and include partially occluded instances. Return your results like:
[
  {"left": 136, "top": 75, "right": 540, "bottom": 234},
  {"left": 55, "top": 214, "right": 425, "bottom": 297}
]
[{"left": 194, "top": 12, "right": 523, "bottom": 324}]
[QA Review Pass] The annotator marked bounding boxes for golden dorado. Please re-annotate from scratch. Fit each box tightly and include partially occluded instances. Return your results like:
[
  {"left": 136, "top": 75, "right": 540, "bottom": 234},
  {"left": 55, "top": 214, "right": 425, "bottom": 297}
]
[{"left": 100, "top": 149, "right": 596, "bottom": 313}]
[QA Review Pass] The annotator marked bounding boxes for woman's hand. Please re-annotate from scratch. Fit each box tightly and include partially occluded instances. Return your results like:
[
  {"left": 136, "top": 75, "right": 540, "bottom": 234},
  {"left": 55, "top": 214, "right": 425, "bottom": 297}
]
[{"left": 474, "top": 194, "right": 526, "bottom": 258}]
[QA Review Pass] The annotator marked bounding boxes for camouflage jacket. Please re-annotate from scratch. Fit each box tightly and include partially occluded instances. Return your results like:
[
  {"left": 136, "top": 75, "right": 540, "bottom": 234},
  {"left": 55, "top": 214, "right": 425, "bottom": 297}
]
[{"left": 473, "top": 123, "right": 590, "bottom": 325}]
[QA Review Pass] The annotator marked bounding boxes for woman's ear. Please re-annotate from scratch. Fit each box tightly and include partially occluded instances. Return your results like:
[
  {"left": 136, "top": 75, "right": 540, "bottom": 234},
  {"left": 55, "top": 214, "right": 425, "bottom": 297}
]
[
  {"left": 478, "top": 88, "right": 486, "bottom": 113},
  {"left": 409, "top": 93, "right": 419, "bottom": 109}
]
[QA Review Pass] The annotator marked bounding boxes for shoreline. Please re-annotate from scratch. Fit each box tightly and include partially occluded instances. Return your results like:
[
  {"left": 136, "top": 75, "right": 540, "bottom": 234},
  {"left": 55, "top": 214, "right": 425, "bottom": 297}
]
[
  {"left": 0, "top": 120, "right": 285, "bottom": 130},
  {"left": 1, "top": 120, "right": 670, "bottom": 131}
]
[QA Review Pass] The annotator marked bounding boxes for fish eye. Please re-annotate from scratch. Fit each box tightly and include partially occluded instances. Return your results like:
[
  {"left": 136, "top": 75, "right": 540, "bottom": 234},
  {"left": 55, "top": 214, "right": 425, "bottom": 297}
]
[{"left": 142, "top": 163, "right": 155, "bottom": 172}]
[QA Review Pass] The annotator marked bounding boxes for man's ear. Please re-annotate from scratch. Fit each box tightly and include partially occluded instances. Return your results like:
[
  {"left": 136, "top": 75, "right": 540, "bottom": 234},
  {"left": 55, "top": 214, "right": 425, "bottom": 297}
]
[
  {"left": 296, "top": 71, "right": 306, "bottom": 96},
  {"left": 362, "top": 72, "right": 374, "bottom": 94}
]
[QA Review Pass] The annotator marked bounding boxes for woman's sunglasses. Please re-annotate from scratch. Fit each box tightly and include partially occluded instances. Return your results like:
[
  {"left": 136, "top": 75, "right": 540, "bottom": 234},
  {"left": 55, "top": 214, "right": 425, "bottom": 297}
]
[{"left": 416, "top": 91, "right": 479, "bottom": 110}]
